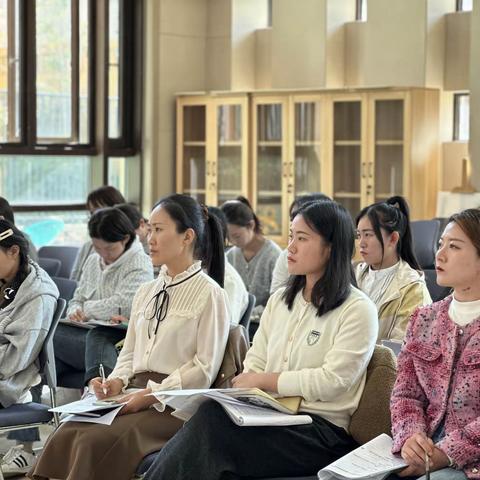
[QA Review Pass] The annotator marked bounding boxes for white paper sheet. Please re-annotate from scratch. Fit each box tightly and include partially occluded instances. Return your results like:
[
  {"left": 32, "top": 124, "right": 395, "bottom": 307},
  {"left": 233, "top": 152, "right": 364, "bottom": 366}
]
[
  {"left": 318, "top": 434, "right": 407, "bottom": 480},
  {"left": 60, "top": 405, "right": 124, "bottom": 426}
]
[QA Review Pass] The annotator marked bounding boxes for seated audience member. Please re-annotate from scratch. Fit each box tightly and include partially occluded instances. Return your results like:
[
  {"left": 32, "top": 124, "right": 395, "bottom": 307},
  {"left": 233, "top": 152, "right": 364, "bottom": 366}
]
[
  {"left": 115, "top": 203, "right": 150, "bottom": 253},
  {"left": 0, "top": 220, "right": 59, "bottom": 476},
  {"left": 270, "top": 193, "right": 331, "bottom": 293},
  {"left": 29, "top": 194, "right": 230, "bottom": 480},
  {"left": 142, "top": 200, "right": 378, "bottom": 480},
  {"left": 54, "top": 207, "right": 153, "bottom": 386},
  {"left": 208, "top": 206, "right": 249, "bottom": 325},
  {"left": 355, "top": 196, "right": 431, "bottom": 342},
  {"left": 70, "top": 185, "right": 126, "bottom": 281},
  {"left": 389, "top": 208, "right": 480, "bottom": 480},
  {"left": 221, "top": 196, "right": 281, "bottom": 329},
  {"left": 0, "top": 196, "right": 39, "bottom": 262}
]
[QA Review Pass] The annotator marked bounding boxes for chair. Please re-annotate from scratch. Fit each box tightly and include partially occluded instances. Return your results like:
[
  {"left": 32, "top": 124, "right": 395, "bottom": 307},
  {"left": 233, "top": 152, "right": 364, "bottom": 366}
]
[
  {"left": 424, "top": 269, "right": 452, "bottom": 302},
  {"left": 0, "top": 298, "right": 66, "bottom": 480},
  {"left": 51, "top": 276, "right": 78, "bottom": 306},
  {"left": 239, "top": 293, "right": 256, "bottom": 343},
  {"left": 410, "top": 219, "right": 440, "bottom": 269},
  {"left": 38, "top": 245, "right": 80, "bottom": 279},
  {"left": 38, "top": 257, "right": 62, "bottom": 277}
]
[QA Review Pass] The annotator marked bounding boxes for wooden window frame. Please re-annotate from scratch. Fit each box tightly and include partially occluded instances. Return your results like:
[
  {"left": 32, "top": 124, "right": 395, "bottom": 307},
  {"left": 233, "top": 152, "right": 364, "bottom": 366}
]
[{"left": 453, "top": 92, "right": 469, "bottom": 141}]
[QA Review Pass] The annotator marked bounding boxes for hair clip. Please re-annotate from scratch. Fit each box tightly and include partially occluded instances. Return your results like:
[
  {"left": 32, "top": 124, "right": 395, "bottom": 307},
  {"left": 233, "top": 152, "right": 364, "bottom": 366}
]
[{"left": 0, "top": 229, "right": 14, "bottom": 241}]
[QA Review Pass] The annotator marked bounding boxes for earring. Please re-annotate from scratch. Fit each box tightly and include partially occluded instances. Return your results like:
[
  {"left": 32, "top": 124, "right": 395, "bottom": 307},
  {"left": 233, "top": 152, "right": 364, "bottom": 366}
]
[{"left": 4, "top": 287, "right": 15, "bottom": 301}]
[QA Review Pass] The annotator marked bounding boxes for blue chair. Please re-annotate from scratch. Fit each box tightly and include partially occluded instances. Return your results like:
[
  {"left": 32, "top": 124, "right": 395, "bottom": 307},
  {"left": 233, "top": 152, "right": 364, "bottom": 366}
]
[
  {"left": 38, "top": 257, "right": 62, "bottom": 277},
  {"left": 51, "top": 276, "right": 77, "bottom": 307},
  {"left": 410, "top": 219, "right": 440, "bottom": 269},
  {"left": 239, "top": 293, "right": 256, "bottom": 343},
  {"left": 39, "top": 245, "right": 80, "bottom": 279},
  {"left": 0, "top": 298, "right": 66, "bottom": 478}
]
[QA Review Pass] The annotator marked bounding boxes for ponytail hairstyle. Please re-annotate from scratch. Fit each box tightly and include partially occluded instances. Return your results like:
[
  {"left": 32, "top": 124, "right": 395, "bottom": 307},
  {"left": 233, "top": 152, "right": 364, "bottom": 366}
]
[
  {"left": 282, "top": 200, "right": 356, "bottom": 317},
  {"left": 220, "top": 196, "right": 262, "bottom": 234},
  {"left": 88, "top": 207, "right": 136, "bottom": 251},
  {"left": 355, "top": 195, "right": 421, "bottom": 270},
  {"left": 154, "top": 194, "right": 225, "bottom": 287},
  {"left": 0, "top": 219, "right": 30, "bottom": 307}
]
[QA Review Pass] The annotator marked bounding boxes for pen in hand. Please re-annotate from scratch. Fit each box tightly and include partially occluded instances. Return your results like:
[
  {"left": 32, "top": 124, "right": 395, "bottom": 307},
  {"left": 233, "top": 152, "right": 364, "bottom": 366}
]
[
  {"left": 99, "top": 363, "right": 107, "bottom": 396},
  {"left": 425, "top": 451, "right": 430, "bottom": 480}
]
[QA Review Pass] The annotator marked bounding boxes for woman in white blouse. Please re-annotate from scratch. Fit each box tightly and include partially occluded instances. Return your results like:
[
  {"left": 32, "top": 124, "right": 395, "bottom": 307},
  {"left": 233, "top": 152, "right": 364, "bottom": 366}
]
[
  {"left": 142, "top": 200, "right": 379, "bottom": 480},
  {"left": 29, "top": 194, "right": 230, "bottom": 480}
]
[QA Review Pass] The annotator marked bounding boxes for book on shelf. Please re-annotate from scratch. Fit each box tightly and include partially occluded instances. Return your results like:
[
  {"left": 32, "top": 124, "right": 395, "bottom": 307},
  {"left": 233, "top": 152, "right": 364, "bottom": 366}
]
[
  {"left": 151, "top": 388, "right": 312, "bottom": 427},
  {"left": 317, "top": 434, "right": 407, "bottom": 480}
]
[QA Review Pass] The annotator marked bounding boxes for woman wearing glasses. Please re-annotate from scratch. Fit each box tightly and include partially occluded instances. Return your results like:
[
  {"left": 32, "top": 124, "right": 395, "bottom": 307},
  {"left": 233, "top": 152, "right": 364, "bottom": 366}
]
[{"left": 29, "top": 194, "right": 230, "bottom": 480}]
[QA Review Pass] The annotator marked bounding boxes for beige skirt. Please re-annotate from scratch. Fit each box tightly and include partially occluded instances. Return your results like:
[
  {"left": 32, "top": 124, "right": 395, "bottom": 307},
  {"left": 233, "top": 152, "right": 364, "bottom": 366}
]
[{"left": 28, "top": 372, "right": 184, "bottom": 480}]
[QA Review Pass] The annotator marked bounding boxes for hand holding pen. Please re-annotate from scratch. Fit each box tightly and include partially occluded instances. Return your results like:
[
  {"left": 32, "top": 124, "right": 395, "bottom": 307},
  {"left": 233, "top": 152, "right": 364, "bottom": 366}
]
[
  {"left": 89, "top": 375, "right": 124, "bottom": 400},
  {"left": 110, "top": 306, "right": 127, "bottom": 324}
]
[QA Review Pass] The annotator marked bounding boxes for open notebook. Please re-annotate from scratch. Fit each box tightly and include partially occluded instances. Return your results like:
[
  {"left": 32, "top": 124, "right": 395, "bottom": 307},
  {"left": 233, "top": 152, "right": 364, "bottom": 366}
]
[
  {"left": 151, "top": 388, "right": 312, "bottom": 427},
  {"left": 318, "top": 434, "right": 407, "bottom": 480}
]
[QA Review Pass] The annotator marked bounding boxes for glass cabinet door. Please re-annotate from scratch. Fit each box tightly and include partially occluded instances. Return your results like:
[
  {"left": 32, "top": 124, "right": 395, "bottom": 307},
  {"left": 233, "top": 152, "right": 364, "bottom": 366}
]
[
  {"left": 216, "top": 103, "right": 244, "bottom": 205},
  {"left": 181, "top": 104, "right": 206, "bottom": 204},
  {"left": 293, "top": 101, "right": 322, "bottom": 197},
  {"left": 255, "top": 102, "right": 284, "bottom": 237},
  {"left": 373, "top": 99, "right": 404, "bottom": 202},
  {"left": 332, "top": 100, "right": 362, "bottom": 216}
]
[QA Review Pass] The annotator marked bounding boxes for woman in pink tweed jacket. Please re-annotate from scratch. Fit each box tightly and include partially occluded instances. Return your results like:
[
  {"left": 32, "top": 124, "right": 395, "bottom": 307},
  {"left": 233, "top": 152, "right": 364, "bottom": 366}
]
[{"left": 390, "top": 208, "right": 480, "bottom": 480}]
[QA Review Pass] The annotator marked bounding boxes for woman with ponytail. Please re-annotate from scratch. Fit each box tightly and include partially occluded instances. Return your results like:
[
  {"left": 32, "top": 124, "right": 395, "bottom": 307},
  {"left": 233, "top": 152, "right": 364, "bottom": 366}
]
[
  {"left": 30, "top": 194, "right": 230, "bottom": 480},
  {"left": 221, "top": 196, "right": 281, "bottom": 333},
  {"left": 355, "top": 196, "right": 431, "bottom": 342},
  {"left": 0, "top": 220, "right": 59, "bottom": 475}
]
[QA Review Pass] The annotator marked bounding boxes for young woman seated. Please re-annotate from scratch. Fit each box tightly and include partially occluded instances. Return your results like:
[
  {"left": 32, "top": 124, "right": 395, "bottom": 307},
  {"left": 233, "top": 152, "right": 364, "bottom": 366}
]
[
  {"left": 221, "top": 196, "right": 281, "bottom": 332},
  {"left": 54, "top": 207, "right": 154, "bottom": 387},
  {"left": 389, "top": 208, "right": 480, "bottom": 480},
  {"left": 142, "top": 200, "right": 378, "bottom": 480},
  {"left": 70, "top": 185, "right": 126, "bottom": 281},
  {"left": 29, "top": 194, "right": 230, "bottom": 480},
  {"left": 355, "top": 195, "right": 431, "bottom": 342},
  {"left": 0, "top": 220, "right": 59, "bottom": 475}
]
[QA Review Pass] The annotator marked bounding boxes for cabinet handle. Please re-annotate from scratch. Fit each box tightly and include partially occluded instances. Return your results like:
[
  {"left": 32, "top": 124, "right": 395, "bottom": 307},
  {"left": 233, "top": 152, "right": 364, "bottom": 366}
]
[
  {"left": 206, "top": 161, "right": 210, "bottom": 177},
  {"left": 367, "top": 163, "right": 373, "bottom": 178},
  {"left": 282, "top": 162, "right": 288, "bottom": 178},
  {"left": 287, "top": 184, "right": 293, "bottom": 194},
  {"left": 211, "top": 161, "right": 217, "bottom": 177},
  {"left": 362, "top": 162, "right": 366, "bottom": 179}
]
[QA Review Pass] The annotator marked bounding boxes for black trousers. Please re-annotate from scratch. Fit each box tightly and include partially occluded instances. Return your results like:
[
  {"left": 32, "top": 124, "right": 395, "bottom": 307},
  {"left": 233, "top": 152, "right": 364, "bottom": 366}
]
[{"left": 144, "top": 400, "right": 357, "bottom": 480}]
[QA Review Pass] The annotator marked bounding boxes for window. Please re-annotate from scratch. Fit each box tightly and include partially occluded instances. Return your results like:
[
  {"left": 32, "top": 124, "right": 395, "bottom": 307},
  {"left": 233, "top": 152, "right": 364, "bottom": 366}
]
[
  {"left": 267, "top": 0, "right": 272, "bottom": 27},
  {"left": 456, "top": 0, "right": 473, "bottom": 11},
  {"left": 453, "top": 93, "right": 470, "bottom": 141},
  {"left": 0, "top": 0, "right": 143, "bottom": 219},
  {"left": 356, "top": 0, "right": 367, "bottom": 21}
]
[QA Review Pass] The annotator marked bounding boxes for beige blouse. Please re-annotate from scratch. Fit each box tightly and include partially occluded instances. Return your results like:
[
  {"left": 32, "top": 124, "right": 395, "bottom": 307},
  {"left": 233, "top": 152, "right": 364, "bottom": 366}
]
[{"left": 109, "top": 261, "right": 230, "bottom": 393}]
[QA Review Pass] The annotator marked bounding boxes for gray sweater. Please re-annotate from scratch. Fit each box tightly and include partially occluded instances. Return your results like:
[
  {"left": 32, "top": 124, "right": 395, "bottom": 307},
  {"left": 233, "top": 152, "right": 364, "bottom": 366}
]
[
  {"left": 226, "top": 239, "right": 281, "bottom": 321},
  {"left": 0, "top": 261, "right": 59, "bottom": 408},
  {"left": 67, "top": 239, "right": 154, "bottom": 320}
]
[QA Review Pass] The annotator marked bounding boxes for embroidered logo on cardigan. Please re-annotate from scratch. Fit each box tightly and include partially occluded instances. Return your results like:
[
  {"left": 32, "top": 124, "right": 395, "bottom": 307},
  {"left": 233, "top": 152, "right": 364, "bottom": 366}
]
[{"left": 307, "top": 330, "right": 321, "bottom": 346}]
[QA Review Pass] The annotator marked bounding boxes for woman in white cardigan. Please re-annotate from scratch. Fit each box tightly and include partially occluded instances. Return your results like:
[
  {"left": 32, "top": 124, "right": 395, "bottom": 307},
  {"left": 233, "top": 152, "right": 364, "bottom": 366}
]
[
  {"left": 30, "top": 194, "right": 230, "bottom": 480},
  {"left": 143, "top": 199, "right": 379, "bottom": 480}
]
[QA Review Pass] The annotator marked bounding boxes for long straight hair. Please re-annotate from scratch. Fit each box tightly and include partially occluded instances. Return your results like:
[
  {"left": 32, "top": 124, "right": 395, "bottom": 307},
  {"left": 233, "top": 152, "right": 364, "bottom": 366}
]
[
  {"left": 155, "top": 194, "right": 225, "bottom": 287},
  {"left": 282, "top": 201, "right": 356, "bottom": 317},
  {"left": 355, "top": 195, "right": 421, "bottom": 270}
]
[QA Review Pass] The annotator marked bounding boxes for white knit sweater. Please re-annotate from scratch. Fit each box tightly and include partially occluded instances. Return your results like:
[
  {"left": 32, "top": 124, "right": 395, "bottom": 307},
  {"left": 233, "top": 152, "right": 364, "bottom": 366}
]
[{"left": 67, "top": 239, "right": 154, "bottom": 320}]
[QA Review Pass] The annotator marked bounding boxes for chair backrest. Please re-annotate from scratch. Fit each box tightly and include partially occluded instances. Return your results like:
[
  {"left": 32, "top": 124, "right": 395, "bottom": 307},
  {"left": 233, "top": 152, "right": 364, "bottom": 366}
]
[
  {"left": 38, "top": 298, "right": 66, "bottom": 392},
  {"left": 38, "top": 257, "right": 62, "bottom": 277},
  {"left": 424, "top": 269, "right": 452, "bottom": 302},
  {"left": 38, "top": 245, "right": 80, "bottom": 279},
  {"left": 212, "top": 325, "right": 249, "bottom": 389},
  {"left": 349, "top": 345, "right": 397, "bottom": 445},
  {"left": 410, "top": 219, "right": 440, "bottom": 269},
  {"left": 51, "top": 276, "right": 78, "bottom": 306},
  {"left": 381, "top": 339, "right": 402, "bottom": 357},
  {"left": 239, "top": 293, "right": 256, "bottom": 341}
]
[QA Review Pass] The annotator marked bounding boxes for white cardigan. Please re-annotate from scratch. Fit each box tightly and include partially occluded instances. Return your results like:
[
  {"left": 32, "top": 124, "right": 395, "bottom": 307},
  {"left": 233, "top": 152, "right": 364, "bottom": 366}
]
[
  {"left": 109, "top": 261, "right": 230, "bottom": 393},
  {"left": 244, "top": 286, "right": 378, "bottom": 431}
]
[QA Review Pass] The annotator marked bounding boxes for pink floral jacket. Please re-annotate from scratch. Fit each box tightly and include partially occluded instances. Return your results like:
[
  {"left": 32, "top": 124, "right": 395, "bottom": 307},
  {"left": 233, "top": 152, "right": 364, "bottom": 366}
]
[{"left": 391, "top": 296, "right": 480, "bottom": 479}]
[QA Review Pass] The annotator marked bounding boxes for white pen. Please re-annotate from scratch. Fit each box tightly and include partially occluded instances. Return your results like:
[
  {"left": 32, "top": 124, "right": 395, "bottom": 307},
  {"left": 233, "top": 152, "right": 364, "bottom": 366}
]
[{"left": 99, "top": 363, "right": 107, "bottom": 396}]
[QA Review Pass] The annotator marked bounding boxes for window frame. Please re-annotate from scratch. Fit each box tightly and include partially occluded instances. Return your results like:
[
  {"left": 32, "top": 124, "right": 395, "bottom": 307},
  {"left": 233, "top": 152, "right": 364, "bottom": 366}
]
[
  {"left": 355, "top": 0, "right": 367, "bottom": 21},
  {"left": 453, "top": 92, "right": 470, "bottom": 141},
  {"left": 456, "top": 0, "right": 473, "bottom": 11}
]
